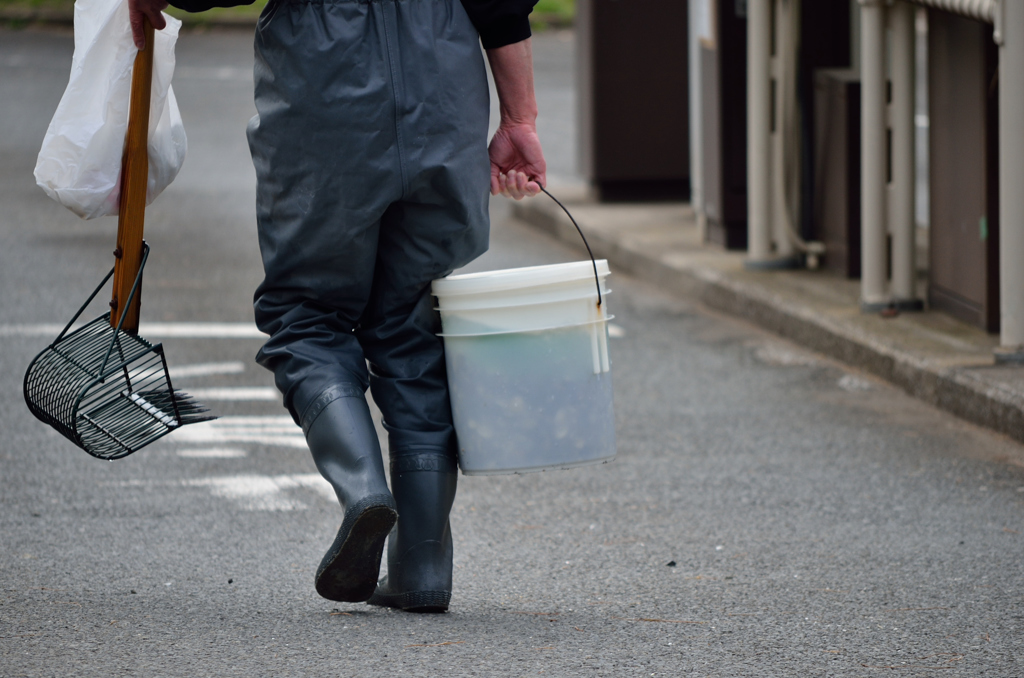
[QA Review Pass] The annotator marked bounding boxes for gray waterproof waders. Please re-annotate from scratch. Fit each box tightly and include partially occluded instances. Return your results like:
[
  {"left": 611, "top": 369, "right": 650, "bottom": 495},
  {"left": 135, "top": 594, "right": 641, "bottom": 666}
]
[{"left": 247, "top": 0, "right": 490, "bottom": 606}]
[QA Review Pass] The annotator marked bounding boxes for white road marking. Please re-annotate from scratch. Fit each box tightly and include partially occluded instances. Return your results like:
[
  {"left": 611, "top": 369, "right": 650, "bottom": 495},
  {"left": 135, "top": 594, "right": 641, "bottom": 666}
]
[
  {"left": 182, "top": 473, "right": 327, "bottom": 511},
  {"left": 838, "top": 374, "right": 873, "bottom": 392},
  {"left": 0, "top": 322, "right": 265, "bottom": 338},
  {"left": 187, "top": 387, "right": 279, "bottom": 401},
  {"left": 2, "top": 54, "right": 28, "bottom": 68},
  {"left": 141, "top": 323, "right": 265, "bottom": 338},
  {"left": 184, "top": 473, "right": 333, "bottom": 511},
  {"left": 753, "top": 343, "right": 819, "bottom": 367},
  {"left": 172, "top": 415, "right": 306, "bottom": 448},
  {"left": 608, "top": 323, "right": 626, "bottom": 338},
  {"left": 0, "top": 324, "right": 63, "bottom": 337},
  {"left": 177, "top": 447, "right": 248, "bottom": 459},
  {"left": 169, "top": 361, "right": 247, "bottom": 378},
  {"left": 175, "top": 66, "right": 253, "bottom": 82}
]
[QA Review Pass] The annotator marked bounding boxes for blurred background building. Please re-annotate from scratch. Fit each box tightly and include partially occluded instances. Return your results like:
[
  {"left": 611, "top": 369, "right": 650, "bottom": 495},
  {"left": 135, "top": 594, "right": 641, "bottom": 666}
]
[{"left": 574, "top": 0, "right": 1023, "bottom": 361}]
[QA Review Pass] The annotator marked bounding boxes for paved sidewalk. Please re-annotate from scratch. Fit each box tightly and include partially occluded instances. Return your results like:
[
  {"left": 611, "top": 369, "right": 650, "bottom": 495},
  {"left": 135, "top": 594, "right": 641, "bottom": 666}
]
[{"left": 514, "top": 191, "right": 1024, "bottom": 445}]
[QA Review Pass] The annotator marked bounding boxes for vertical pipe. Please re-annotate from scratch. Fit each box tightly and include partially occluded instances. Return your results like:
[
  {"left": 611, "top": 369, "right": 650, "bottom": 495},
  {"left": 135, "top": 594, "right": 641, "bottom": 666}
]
[
  {"left": 889, "top": 0, "right": 919, "bottom": 307},
  {"left": 999, "top": 0, "right": 1024, "bottom": 357},
  {"left": 688, "top": 0, "right": 706, "bottom": 242},
  {"left": 860, "top": 0, "right": 889, "bottom": 309},
  {"left": 748, "top": 0, "right": 773, "bottom": 262},
  {"left": 576, "top": 0, "right": 594, "bottom": 190},
  {"left": 772, "top": 0, "right": 795, "bottom": 259},
  {"left": 914, "top": 8, "right": 929, "bottom": 232},
  {"left": 850, "top": 0, "right": 861, "bottom": 71}
]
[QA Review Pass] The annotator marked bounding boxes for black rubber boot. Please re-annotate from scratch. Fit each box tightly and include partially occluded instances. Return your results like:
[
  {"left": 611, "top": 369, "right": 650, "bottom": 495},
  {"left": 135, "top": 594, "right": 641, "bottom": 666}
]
[
  {"left": 305, "top": 395, "right": 398, "bottom": 603},
  {"left": 367, "top": 452, "right": 457, "bottom": 613}
]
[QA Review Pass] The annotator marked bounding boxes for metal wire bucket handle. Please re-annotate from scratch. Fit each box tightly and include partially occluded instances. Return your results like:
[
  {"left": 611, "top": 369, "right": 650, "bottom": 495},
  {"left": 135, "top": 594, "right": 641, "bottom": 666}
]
[{"left": 539, "top": 186, "right": 603, "bottom": 307}]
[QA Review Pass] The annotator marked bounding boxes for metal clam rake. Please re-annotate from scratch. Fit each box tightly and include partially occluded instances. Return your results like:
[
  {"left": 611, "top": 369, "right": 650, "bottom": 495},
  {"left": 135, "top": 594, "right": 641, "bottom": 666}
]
[
  {"left": 24, "top": 246, "right": 213, "bottom": 460},
  {"left": 23, "top": 18, "right": 213, "bottom": 460}
]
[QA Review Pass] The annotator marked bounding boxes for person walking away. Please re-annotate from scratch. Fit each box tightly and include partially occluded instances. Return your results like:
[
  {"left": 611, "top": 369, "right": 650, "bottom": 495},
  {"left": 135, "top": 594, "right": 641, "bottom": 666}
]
[{"left": 127, "top": 0, "right": 548, "bottom": 612}]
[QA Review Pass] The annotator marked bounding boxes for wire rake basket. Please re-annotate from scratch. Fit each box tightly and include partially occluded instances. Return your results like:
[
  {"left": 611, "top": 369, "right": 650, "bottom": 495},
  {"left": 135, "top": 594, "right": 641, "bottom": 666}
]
[{"left": 24, "top": 245, "right": 214, "bottom": 461}]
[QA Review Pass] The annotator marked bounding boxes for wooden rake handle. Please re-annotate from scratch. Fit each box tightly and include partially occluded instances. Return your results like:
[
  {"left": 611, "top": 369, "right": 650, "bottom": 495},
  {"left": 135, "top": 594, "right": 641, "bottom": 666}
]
[{"left": 110, "top": 17, "right": 155, "bottom": 334}]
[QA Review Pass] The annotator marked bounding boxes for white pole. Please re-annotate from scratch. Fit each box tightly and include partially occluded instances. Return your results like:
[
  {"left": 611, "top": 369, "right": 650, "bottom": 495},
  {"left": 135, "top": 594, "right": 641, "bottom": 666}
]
[
  {"left": 688, "top": 0, "right": 706, "bottom": 242},
  {"left": 860, "top": 0, "right": 889, "bottom": 309},
  {"left": 770, "top": 0, "right": 794, "bottom": 260},
  {"left": 889, "top": 0, "right": 919, "bottom": 308},
  {"left": 998, "top": 0, "right": 1024, "bottom": 359},
  {"left": 747, "top": 0, "right": 773, "bottom": 262}
]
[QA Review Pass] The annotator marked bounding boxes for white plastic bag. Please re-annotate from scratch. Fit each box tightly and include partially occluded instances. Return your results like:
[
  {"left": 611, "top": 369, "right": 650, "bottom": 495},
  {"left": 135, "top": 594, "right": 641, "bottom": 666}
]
[{"left": 34, "top": 0, "right": 186, "bottom": 220}]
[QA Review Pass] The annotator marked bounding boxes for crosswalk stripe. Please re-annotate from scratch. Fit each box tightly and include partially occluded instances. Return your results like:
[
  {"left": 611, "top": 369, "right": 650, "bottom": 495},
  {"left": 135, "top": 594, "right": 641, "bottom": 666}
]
[
  {"left": 183, "top": 473, "right": 334, "bottom": 511},
  {"left": 187, "top": 387, "right": 279, "bottom": 401},
  {"left": 169, "top": 361, "right": 247, "bottom": 378},
  {"left": 0, "top": 322, "right": 265, "bottom": 338},
  {"left": 172, "top": 416, "right": 306, "bottom": 448},
  {"left": 177, "top": 448, "right": 249, "bottom": 459}
]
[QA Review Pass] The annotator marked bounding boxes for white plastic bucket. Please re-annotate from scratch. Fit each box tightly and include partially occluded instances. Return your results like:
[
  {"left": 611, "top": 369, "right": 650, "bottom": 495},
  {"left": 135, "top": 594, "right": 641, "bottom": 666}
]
[{"left": 432, "top": 260, "right": 616, "bottom": 475}]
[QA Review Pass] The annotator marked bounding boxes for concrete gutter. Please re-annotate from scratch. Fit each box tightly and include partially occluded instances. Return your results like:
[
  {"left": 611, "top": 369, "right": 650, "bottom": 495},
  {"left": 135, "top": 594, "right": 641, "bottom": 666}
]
[{"left": 513, "top": 193, "right": 1024, "bottom": 445}]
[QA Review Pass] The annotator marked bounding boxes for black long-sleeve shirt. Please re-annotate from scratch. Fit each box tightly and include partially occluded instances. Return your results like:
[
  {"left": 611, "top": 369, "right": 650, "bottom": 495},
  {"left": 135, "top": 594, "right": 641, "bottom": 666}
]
[
  {"left": 166, "top": 0, "right": 537, "bottom": 49},
  {"left": 462, "top": 0, "right": 537, "bottom": 49}
]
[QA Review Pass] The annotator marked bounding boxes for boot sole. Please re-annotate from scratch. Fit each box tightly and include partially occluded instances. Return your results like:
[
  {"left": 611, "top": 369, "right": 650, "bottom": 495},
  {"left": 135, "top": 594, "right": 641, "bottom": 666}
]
[
  {"left": 367, "top": 588, "right": 451, "bottom": 613},
  {"left": 315, "top": 494, "right": 398, "bottom": 603}
]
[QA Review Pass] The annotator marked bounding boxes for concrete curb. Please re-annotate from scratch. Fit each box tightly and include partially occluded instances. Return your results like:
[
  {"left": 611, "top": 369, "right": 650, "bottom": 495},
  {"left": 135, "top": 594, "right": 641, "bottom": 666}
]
[{"left": 514, "top": 198, "right": 1024, "bottom": 445}]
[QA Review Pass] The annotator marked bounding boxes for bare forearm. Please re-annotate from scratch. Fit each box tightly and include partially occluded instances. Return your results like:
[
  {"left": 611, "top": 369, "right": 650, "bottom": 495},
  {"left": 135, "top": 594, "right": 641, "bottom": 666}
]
[
  {"left": 484, "top": 38, "right": 546, "bottom": 199},
  {"left": 486, "top": 38, "right": 538, "bottom": 126}
]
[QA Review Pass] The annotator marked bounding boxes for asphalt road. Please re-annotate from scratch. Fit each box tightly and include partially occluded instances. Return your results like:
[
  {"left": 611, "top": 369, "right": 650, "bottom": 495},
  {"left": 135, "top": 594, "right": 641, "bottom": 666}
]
[{"left": 2, "top": 26, "right": 1024, "bottom": 677}]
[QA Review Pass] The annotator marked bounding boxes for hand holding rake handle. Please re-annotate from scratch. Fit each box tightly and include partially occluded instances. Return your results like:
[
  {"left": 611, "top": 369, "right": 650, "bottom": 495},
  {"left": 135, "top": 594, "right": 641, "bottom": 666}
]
[{"left": 110, "top": 17, "right": 154, "bottom": 335}]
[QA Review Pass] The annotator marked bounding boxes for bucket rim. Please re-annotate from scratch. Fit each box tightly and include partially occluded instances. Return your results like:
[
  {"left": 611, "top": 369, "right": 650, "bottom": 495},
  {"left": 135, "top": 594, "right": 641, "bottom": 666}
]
[
  {"left": 435, "top": 288, "right": 613, "bottom": 313},
  {"left": 438, "top": 315, "right": 614, "bottom": 338},
  {"left": 432, "top": 260, "right": 610, "bottom": 297},
  {"left": 435, "top": 281, "right": 611, "bottom": 305},
  {"left": 458, "top": 453, "right": 616, "bottom": 476}
]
